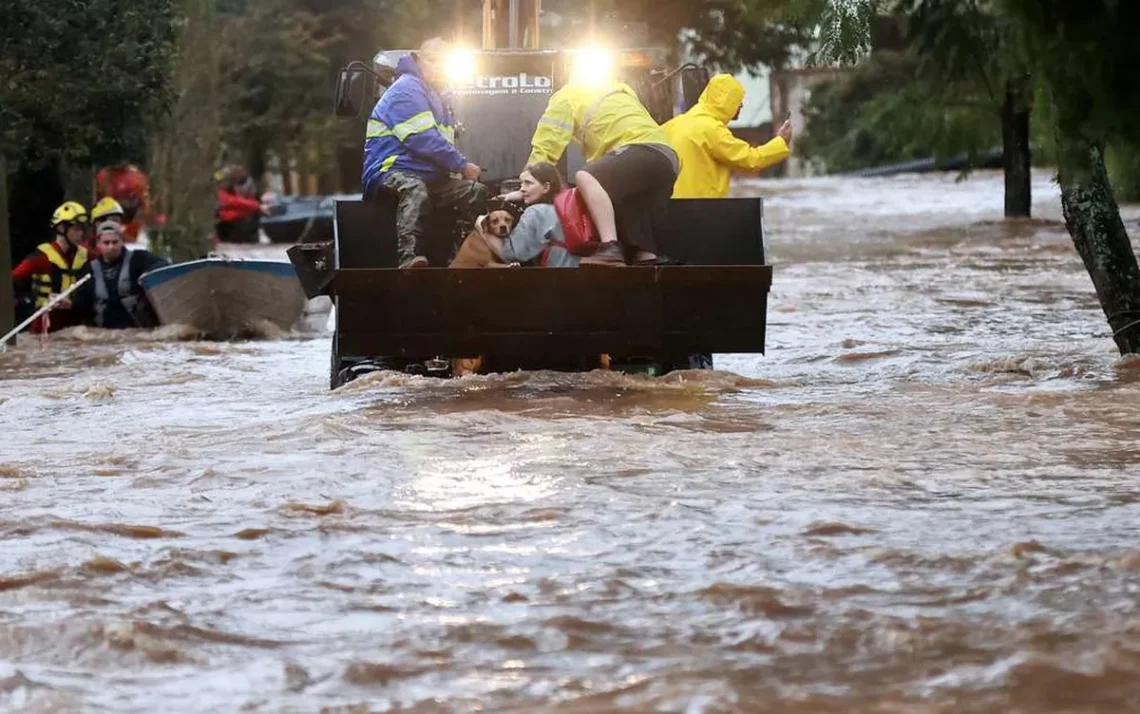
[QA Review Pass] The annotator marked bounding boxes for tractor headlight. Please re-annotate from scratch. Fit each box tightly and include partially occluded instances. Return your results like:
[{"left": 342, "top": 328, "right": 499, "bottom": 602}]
[
  {"left": 571, "top": 46, "right": 615, "bottom": 86},
  {"left": 445, "top": 49, "right": 477, "bottom": 86}
]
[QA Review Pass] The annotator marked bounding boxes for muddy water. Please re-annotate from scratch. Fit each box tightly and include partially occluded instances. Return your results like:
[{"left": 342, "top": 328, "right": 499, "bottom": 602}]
[{"left": 3, "top": 170, "right": 1140, "bottom": 713}]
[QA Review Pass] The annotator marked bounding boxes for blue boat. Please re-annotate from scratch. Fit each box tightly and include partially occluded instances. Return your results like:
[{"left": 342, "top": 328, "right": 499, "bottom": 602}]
[
  {"left": 139, "top": 258, "right": 309, "bottom": 338},
  {"left": 260, "top": 194, "right": 361, "bottom": 244}
]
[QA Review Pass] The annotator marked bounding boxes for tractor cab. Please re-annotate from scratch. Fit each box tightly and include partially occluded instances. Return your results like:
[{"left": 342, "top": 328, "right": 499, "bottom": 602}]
[{"left": 290, "top": 0, "right": 773, "bottom": 389}]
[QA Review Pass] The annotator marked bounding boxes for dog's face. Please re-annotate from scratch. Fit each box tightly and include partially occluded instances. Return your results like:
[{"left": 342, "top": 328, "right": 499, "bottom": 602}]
[{"left": 486, "top": 210, "right": 515, "bottom": 238}]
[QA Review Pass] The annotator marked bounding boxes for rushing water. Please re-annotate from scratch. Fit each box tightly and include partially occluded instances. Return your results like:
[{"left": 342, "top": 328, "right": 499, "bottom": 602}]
[{"left": 2, "top": 170, "right": 1140, "bottom": 713}]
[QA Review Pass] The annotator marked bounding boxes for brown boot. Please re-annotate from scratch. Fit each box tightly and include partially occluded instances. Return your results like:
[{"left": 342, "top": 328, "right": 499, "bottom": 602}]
[
  {"left": 581, "top": 242, "right": 625, "bottom": 267},
  {"left": 400, "top": 256, "right": 430, "bottom": 269}
]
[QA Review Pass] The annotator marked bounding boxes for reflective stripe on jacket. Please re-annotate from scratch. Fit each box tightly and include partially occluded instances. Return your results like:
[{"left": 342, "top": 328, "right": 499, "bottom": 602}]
[
  {"left": 528, "top": 81, "right": 669, "bottom": 166},
  {"left": 32, "top": 242, "right": 88, "bottom": 308},
  {"left": 662, "top": 74, "right": 789, "bottom": 198},
  {"left": 361, "top": 54, "right": 468, "bottom": 194}
]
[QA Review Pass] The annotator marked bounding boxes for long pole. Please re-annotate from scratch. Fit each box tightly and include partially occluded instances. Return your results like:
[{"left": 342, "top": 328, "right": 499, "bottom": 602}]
[
  {"left": 0, "top": 273, "right": 90, "bottom": 351},
  {"left": 529, "top": 0, "right": 541, "bottom": 48},
  {"left": 508, "top": 0, "right": 520, "bottom": 48},
  {"left": 0, "top": 156, "right": 13, "bottom": 345}
]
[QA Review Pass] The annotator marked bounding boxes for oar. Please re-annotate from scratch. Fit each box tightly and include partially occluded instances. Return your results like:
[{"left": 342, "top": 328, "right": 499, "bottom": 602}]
[{"left": 0, "top": 273, "right": 92, "bottom": 351}]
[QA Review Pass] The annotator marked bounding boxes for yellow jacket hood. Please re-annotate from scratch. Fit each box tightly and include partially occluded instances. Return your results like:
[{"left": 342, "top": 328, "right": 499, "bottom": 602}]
[{"left": 698, "top": 74, "right": 746, "bottom": 124}]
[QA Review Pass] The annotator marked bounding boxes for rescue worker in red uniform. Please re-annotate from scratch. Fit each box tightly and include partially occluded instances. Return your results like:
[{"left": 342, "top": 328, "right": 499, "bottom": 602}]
[
  {"left": 215, "top": 166, "right": 269, "bottom": 244},
  {"left": 10, "top": 201, "right": 92, "bottom": 333},
  {"left": 95, "top": 163, "right": 151, "bottom": 243}
]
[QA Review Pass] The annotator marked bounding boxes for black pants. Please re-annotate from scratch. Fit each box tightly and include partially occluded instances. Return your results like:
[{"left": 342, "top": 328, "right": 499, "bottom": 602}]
[
  {"left": 375, "top": 171, "right": 487, "bottom": 264},
  {"left": 216, "top": 215, "right": 261, "bottom": 244},
  {"left": 581, "top": 144, "right": 677, "bottom": 255}
]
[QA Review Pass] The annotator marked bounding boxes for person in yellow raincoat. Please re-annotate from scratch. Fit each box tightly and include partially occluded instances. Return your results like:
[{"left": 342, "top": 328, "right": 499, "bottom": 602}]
[
  {"left": 527, "top": 73, "right": 679, "bottom": 266},
  {"left": 663, "top": 74, "right": 793, "bottom": 199}
]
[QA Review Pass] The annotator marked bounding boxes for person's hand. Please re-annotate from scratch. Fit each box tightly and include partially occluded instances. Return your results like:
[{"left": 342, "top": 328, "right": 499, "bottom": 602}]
[
  {"left": 51, "top": 295, "right": 72, "bottom": 309},
  {"left": 462, "top": 163, "right": 482, "bottom": 181},
  {"left": 495, "top": 190, "right": 524, "bottom": 203},
  {"left": 777, "top": 119, "right": 793, "bottom": 146},
  {"left": 260, "top": 204, "right": 272, "bottom": 216}
]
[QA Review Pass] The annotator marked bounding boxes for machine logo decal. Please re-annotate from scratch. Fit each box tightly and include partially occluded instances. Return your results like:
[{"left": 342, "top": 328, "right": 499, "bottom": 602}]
[{"left": 451, "top": 73, "right": 553, "bottom": 97}]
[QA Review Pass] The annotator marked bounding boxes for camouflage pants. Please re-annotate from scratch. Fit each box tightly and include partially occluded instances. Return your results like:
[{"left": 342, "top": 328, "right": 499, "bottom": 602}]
[{"left": 380, "top": 171, "right": 488, "bottom": 265}]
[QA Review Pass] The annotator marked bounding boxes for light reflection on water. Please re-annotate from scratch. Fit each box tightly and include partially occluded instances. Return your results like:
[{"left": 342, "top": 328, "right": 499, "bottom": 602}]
[{"left": 1, "top": 170, "right": 1139, "bottom": 712}]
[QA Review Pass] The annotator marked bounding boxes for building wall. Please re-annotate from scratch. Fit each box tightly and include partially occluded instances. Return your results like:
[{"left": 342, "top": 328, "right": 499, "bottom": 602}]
[{"left": 727, "top": 69, "right": 772, "bottom": 130}]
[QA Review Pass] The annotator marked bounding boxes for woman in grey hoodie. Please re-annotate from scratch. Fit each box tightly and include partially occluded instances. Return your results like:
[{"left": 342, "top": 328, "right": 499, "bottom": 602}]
[{"left": 479, "top": 163, "right": 579, "bottom": 268}]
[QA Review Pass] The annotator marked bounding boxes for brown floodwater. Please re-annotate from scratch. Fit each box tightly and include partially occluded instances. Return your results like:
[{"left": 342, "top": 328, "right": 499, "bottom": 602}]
[{"left": 2, "top": 170, "right": 1140, "bottom": 713}]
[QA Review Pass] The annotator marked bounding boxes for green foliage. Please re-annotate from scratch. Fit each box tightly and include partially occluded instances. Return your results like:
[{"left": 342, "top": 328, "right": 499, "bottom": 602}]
[
  {"left": 1001, "top": 0, "right": 1140, "bottom": 149},
  {"left": 148, "top": 0, "right": 238, "bottom": 261},
  {"left": 797, "top": 51, "right": 1001, "bottom": 172},
  {"left": 0, "top": 0, "right": 177, "bottom": 168},
  {"left": 1106, "top": 142, "right": 1140, "bottom": 205},
  {"left": 206, "top": 0, "right": 464, "bottom": 190},
  {"left": 794, "top": 1, "right": 1021, "bottom": 175},
  {"left": 543, "top": 0, "right": 818, "bottom": 70}
]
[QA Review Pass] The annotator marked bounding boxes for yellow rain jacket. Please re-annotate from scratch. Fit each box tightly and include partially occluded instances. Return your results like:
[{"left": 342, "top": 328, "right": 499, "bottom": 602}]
[
  {"left": 662, "top": 74, "right": 790, "bottom": 198},
  {"left": 528, "top": 81, "right": 670, "bottom": 166}
]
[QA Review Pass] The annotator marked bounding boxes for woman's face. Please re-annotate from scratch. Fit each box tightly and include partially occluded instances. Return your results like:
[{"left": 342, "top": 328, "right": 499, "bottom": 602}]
[{"left": 519, "top": 171, "right": 551, "bottom": 205}]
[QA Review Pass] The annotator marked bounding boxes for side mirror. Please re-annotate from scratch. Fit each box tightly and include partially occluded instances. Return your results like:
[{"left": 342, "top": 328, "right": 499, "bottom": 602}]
[
  {"left": 679, "top": 66, "right": 711, "bottom": 113},
  {"left": 334, "top": 68, "right": 372, "bottom": 118}
]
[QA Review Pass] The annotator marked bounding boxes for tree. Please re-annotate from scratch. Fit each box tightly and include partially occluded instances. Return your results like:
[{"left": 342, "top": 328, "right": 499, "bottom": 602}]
[
  {"left": 542, "top": 0, "right": 817, "bottom": 69},
  {"left": 1002, "top": 0, "right": 1140, "bottom": 354},
  {"left": 795, "top": 1, "right": 1033, "bottom": 217},
  {"left": 148, "top": 0, "right": 242, "bottom": 261},
  {"left": 796, "top": 49, "right": 1003, "bottom": 174},
  {"left": 901, "top": 0, "right": 1033, "bottom": 217},
  {"left": 1, "top": 0, "right": 177, "bottom": 262},
  {"left": 807, "top": 0, "right": 1140, "bottom": 355}
]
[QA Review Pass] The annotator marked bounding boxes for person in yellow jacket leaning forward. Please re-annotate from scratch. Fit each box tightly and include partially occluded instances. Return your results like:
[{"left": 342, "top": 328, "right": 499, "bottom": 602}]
[
  {"left": 663, "top": 74, "right": 793, "bottom": 198},
  {"left": 527, "top": 76, "right": 679, "bottom": 266}
]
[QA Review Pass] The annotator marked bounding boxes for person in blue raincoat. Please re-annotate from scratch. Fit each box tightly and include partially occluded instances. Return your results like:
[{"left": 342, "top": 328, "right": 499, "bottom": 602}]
[{"left": 361, "top": 38, "right": 487, "bottom": 268}]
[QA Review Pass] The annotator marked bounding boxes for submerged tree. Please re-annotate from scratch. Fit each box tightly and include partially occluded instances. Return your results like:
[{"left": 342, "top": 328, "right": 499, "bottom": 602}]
[
  {"left": 902, "top": 0, "right": 1033, "bottom": 218},
  {"left": 809, "top": 0, "right": 1140, "bottom": 355},
  {"left": 1002, "top": 0, "right": 1140, "bottom": 354}
]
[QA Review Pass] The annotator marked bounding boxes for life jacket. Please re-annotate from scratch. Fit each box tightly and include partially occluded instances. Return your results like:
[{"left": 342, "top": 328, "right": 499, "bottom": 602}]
[
  {"left": 32, "top": 242, "right": 88, "bottom": 308},
  {"left": 551, "top": 188, "right": 600, "bottom": 260},
  {"left": 91, "top": 251, "right": 147, "bottom": 328}
]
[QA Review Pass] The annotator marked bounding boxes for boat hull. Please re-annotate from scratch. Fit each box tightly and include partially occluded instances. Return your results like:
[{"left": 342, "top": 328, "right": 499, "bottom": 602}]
[{"left": 140, "top": 259, "right": 308, "bottom": 338}]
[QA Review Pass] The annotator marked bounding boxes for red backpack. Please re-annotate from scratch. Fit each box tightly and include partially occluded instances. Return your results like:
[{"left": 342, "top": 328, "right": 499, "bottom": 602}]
[{"left": 552, "top": 188, "right": 600, "bottom": 257}]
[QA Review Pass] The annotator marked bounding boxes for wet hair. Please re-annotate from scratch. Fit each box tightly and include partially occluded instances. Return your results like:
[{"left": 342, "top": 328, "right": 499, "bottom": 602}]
[{"left": 522, "top": 162, "right": 563, "bottom": 204}]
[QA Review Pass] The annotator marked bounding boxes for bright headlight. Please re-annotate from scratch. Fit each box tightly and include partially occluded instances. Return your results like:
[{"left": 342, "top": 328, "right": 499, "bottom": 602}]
[
  {"left": 444, "top": 49, "right": 477, "bottom": 86},
  {"left": 571, "top": 46, "right": 615, "bottom": 86}
]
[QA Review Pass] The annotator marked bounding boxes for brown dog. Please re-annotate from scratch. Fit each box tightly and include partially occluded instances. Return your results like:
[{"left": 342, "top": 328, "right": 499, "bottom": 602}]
[
  {"left": 449, "top": 209, "right": 518, "bottom": 376},
  {"left": 449, "top": 209, "right": 516, "bottom": 268}
]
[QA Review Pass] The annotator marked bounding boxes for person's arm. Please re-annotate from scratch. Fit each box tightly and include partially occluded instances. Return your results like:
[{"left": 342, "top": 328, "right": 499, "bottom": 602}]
[
  {"left": 528, "top": 90, "right": 576, "bottom": 166},
  {"left": 707, "top": 121, "right": 791, "bottom": 173},
  {"left": 390, "top": 85, "right": 469, "bottom": 173},
  {"left": 218, "top": 189, "right": 263, "bottom": 215},
  {"left": 137, "top": 249, "right": 170, "bottom": 274},
  {"left": 11, "top": 252, "right": 49, "bottom": 288},
  {"left": 493, "top": 207, "right": 552, "bottom": 264},
  {"left": 129, "top": 251, "right": 169, "bottom": 293}
]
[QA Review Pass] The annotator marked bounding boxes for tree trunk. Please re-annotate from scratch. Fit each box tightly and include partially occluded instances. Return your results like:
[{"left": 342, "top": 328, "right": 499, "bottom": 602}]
[
  {"left": 0, "top": 157, "right": 14, "bottom": 341},
  {"left": 1001, "top": 78, "right": 1032, "bottom": 219},
  {"left": 1057, "top": 138, "right": 1140, "bottom": 355}
]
